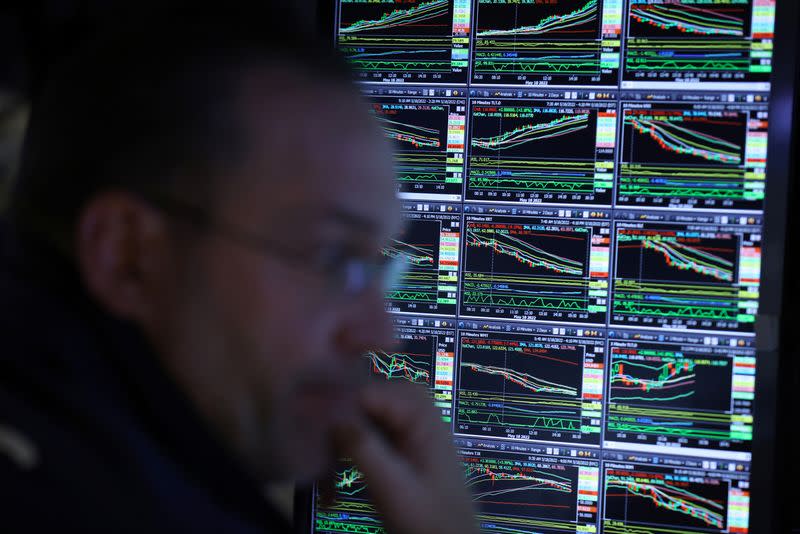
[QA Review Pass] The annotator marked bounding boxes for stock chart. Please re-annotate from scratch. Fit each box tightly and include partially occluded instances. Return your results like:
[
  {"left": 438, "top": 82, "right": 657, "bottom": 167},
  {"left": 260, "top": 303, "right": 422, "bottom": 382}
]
[
  {"left": 604, "top": 331, "right": 755, "bottom": 458},
  {"left": 337, "top": 0, "right": 472, "bottom": 84},
  {"left": 369, "top": 95, "right": 467, "bottom": 200},
  {"left": 458, "top": 440, "right": 601, "bottom": 534},
  {"left": 617, "top": 99, "right": 769, "bottom": 210},
  {"left": 314, "top": 461, "right": 380, "bottom": 534},
  {"left": 466, "top": 98, "right": 616, "bottom": 205},
  {"left": 383, "top": 203, "right": 461, "bottom": 316},
  {"left": 623, "top": 0, "right": 775, "bottom": 88},
  {"left": 460, "top": 208, "right": 610, "bottom": 324},
  {"left": 321, "top": 0, "right": 784, "bottom": 531},
  {"left": 471, "top": 0, "right": 623, "bottom": 86},
  {"left": 611, "top": 213, "right": 762, "bottom": 333},
  {"left": 455, "top": 326, "right": 605, "bottom": 444},
  {"left": 367, "top": 316, "right": 456, "bottom": 421},
  {"left": 602, "top": 456, "right": 751, "bottom": 534}
]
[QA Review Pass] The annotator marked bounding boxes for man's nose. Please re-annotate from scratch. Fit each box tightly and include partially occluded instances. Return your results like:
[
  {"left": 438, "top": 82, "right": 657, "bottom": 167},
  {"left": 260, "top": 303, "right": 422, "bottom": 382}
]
[{"left": 334, "top": 285, "right": 395, "bottom": 357}]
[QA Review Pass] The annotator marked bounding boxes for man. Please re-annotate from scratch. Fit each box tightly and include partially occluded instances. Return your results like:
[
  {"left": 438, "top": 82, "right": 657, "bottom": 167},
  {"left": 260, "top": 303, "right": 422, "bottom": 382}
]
[{"left": 0, "top": 9, "right": 477, "bottom": 533}]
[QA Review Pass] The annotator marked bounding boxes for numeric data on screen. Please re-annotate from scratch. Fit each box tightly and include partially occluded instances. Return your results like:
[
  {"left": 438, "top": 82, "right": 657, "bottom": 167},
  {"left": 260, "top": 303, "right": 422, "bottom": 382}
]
[
  {"left": 322, "top": 1, "right": 784, "bottom": 531},
  {"left": 337, "top": 0, "right": 473, "bottom": 84},
  {"left": 466, "top": 97, "right": 617, "bottom": 205},
  {"left": 455, "top": 323, "right": 605, "bottom": 445}
]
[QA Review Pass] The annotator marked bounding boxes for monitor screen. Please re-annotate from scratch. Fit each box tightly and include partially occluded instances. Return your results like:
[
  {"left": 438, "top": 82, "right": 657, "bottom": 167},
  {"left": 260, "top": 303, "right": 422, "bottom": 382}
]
[{"left": 310, "top": 1, "right": 794, "bottom": 532}]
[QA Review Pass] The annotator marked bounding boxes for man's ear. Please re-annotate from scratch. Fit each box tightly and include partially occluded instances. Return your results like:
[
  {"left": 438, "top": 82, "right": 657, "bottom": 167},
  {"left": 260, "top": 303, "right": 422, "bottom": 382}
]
[{"left": 75, "top": 191, "right": 171, "bottom": 321}]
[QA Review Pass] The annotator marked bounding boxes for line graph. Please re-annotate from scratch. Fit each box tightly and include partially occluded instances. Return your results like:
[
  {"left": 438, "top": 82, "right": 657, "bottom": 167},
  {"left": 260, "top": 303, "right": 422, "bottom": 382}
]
[
  {"left": 460, "top": 215, "right": 608, "bottom": 324},
  {"left": 367, "top": 350, "right": 431, "bottom": 385},
  {"left": 477, "top": 0, "right": 598, "bottom": 37},
  {"left": 467, "top": 101, "right": 615, "bottom": 205},
  {"left": 630, "top": 3, "right": 745, "bottom": 37},
  {"left": 376, "top": 116, "right": 442, "bottom": 149},
  {"left": 604, "top": 466, "right": 729, "bottom": 532},
  {"left": 455, "top": 331, "right": 603, "bottom": 444},
  {"left": 471, "top": 114, "right": 590, "bottom": 151},
  {"left": 463, "top": 453, "right": 580, "bottom": 524},
  {"left": 617, "top": 103, "right": 765, "bottom": 210},
  {"left": 383, "top": 222, "right": 438, "bottom": 308},
  {"left": 604, "top": 340, "right": 752, "bottom": 451},
  {"left": 623, "top": 1, "right": 773, "bottom": 84},
  {"left": 337, "top": 0, "right": 470, "bottom": 83},
  {"left": 466, "top": 227, "right": 584, "bottom": 276},
  {"left": 315, "top": 460, "right": 382, "bottom": 534},
  {"left": 610, "top": 359, "right": 697, "bottom": 402},
  {"left": 340, "top": 0, "right": 449, "bottom": 34},
  {"left": 625, "top": 234, "right": 735, "bottom": 283},
  {"left": 384, "top": 212, "right": 459, "bottom": 316},
  {"left": 611, "top": 222, "right": 759, "bottom": 332},
  {"left": 335, "top": 466, "right": 366, "bottom": 497},
  {"left": 625, "top": 115, "right": 742, "bottom": 165},
  {"left": 471, "top": 0, "right": 620, "bottom": 85},
  {"left": 370, "top": 98, "right": 465, "bottom": 199},
  {"left": 462, "top": 362, "right": 578, "bottom": 397}
]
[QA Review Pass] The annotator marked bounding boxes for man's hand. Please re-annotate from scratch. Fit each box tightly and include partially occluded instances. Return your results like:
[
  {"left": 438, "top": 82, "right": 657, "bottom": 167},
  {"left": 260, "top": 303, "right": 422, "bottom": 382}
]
[{"left": 332, "top": 382, "right": 479, "bottom": 534}]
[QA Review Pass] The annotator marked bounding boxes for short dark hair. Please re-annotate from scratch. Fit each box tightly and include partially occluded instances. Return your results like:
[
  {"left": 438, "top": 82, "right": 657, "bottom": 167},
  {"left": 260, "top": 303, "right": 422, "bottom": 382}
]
[{"left": 10, "top": 6, "right": 353, "bottom": 254}]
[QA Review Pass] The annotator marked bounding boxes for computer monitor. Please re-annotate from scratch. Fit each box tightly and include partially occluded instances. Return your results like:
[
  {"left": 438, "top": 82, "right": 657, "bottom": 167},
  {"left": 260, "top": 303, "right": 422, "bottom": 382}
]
[{"left": 306, "top": 1, "right": 797, "bottom": 532}]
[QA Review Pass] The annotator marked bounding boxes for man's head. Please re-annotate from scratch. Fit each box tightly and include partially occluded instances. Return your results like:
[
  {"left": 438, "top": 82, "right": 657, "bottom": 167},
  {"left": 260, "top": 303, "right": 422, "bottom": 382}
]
[{"left": 11, "top": 10, "right": 402, "bottom": 482}]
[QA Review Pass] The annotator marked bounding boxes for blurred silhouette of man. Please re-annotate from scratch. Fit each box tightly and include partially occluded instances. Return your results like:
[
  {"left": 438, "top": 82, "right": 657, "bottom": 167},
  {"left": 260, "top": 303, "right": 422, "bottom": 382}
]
[{"left": 0, "top": 8, "right": 477, "bottom": 533}]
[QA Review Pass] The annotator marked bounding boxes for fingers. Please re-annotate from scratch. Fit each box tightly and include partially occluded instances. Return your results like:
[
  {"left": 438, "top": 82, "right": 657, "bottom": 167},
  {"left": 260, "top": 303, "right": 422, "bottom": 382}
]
[{"left": 359, "top": 382, "right": 453, "bottom": 469}]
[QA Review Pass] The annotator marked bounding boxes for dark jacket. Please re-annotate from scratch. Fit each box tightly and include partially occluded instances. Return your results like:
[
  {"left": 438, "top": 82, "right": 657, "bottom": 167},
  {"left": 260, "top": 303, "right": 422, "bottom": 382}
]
[{"left": 0, "top": 225, "right": 295, "bottom": 532}]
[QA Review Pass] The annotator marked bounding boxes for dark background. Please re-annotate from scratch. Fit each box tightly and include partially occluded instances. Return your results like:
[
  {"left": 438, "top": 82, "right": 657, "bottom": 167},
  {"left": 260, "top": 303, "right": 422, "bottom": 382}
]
[{"left": 0, "top": 1, "right": 797, "bottom": 532}]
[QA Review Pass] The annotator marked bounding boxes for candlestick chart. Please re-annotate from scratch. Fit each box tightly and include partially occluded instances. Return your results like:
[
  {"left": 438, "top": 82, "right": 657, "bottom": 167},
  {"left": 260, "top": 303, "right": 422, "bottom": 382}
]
[
  {"left": 460, "top": 215, "right": 608, "bottom": 324},
  {"left": 467, "top": 101, "right": 615, "bottom": 205},
  {"left": 383, "top": 212, "right": 460, "bottom": 316},
  {"left": 603, "top": 465, "right": 730, "bottom": 533},
  {"left": 604, "top": 340, "right": 752, "bottom": 453},
  {"left": 338, "top": 0, "right": 469, "bottom": 83},
  {"left": 623, "top": 0, "right": 772, "bottom": 84},
  {"left": 462, "top": 451, "right": 598, "bottom": 534},
  {"left": 472, "top": 0, "right": 621, "bottom": 86},
  {"left": 611, "top": 222, "right": 759, "bottom": 332},
  {"left": 456, "top": 331, "right": 602, "bottom": 444},
  {"left": 367, "top": 348, "right": 432, "bottom": 386},
  {"left": 617, "top": 105, "right": 764, "bottom": 210},
  {"left": 370, "top": 98, "right": 466, "bottom": 199}
]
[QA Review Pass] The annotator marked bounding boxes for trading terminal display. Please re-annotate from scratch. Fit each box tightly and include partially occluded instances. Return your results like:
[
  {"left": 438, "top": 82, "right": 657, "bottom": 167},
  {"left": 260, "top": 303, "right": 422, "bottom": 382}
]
[
  {"left": 367, "top": 316, "right": 457, "bottom": 422},
  {"left": 458, "top": 438, "right": 601, "bottom": 534},
  {"left": 604, "top": 329, "right": 755, "bottom": 460},
  {"left": 460, "top": 206, "right": 610, "bottom": 325},
  {"left": 610, "top": 212, "right": 762, "bottom": 333},
  {"left": 336, "top": 0, "right": 473, "bottom": 84},
  {"left": 365, "top": 91, "right": 467, "bottom": 201},
  {"left": 383, "top": 202, "right": 461, "bottom": 316},
  {"left": 471, "top": 0, "right": 623, "bottom": 87},
  {"left": 601, "top": 452, "right": 751, "bottom": 534},
  {"left": 622, "top": 0, "right": 775, "bottom": 89},
  {"left": 455, "top": 322, "right": 605, "bottom": 445},
  {"left": 321, "top": 1, "right": 783, "bottom": 532},
  {"left": 617, "top": 94, "right": 769, "bottom": 211},
  {"left": 466, "top": 96, "right": 617, "bottom": 205},
  {"left": 315, "top": 460, "right": 377, "bottom": 534}
]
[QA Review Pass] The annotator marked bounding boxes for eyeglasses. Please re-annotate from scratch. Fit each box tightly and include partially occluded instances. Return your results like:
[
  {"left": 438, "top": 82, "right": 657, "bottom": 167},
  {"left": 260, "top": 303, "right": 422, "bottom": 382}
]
[{"left": 142, "top": 191, "right": 409, "bottom": 296}]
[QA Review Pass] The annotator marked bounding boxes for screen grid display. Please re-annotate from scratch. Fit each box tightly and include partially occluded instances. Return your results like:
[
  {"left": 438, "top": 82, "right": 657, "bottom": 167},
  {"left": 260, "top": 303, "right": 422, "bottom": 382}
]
[{"left": 316, "top": 2, "right": 777, "bottom": 533}]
